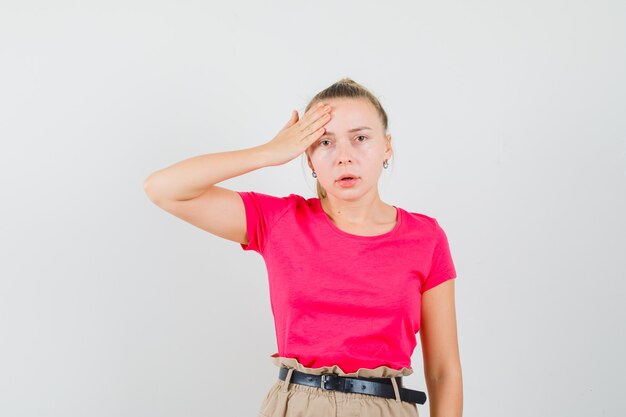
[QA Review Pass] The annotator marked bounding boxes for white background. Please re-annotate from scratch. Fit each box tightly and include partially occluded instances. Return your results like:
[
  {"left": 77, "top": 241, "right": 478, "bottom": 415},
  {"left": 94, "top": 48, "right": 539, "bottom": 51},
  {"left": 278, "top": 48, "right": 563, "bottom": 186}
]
[{"left": 1, "top": 1, "right": 625, "bottom": 416}]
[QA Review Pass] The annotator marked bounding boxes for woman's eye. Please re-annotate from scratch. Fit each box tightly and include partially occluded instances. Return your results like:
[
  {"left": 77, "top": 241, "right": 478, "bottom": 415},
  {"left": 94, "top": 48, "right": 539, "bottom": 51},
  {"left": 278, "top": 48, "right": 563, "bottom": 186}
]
[
  {"left": 320, "top": 140, "right": 331, "bottom": 146},
  {"left": 356, "top": 135, "right": 367, "bottom": 142}
]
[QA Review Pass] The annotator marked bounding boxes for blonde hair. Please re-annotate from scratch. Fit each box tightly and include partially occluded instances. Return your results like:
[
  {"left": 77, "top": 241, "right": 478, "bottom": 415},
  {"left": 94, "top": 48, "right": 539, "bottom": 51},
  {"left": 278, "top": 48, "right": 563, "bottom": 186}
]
[{"left": 303, "top": 77, "right": 392, "bottom": 199}]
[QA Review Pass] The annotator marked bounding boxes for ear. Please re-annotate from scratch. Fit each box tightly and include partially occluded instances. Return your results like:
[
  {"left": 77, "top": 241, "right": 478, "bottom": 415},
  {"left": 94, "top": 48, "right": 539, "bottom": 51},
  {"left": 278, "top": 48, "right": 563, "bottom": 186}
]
[
  {"left": 385, "top": 134, "right": 393, "bottom": 160},
  {"left": 305, "top": 151, "right": 314, "bottom": 171}
]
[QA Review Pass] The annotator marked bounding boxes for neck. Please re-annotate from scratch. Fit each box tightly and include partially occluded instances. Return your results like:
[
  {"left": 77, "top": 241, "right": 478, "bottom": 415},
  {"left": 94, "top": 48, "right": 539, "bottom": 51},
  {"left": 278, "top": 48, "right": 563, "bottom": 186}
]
[{"left": 320, "top": 191, "right": 388, "bottom": 225}]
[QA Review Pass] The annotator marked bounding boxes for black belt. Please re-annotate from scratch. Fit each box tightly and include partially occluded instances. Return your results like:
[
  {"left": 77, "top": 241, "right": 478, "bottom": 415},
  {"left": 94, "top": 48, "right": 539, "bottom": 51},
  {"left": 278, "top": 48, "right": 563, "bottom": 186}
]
[{"left": 278, "top": 367, "right": 427, "bottom": 404}]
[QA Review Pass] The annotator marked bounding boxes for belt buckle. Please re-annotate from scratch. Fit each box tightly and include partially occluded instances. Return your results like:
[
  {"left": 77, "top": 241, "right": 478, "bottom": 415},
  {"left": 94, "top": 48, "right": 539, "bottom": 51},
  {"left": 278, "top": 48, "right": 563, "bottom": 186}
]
[{"left": 320, "top": 373, "right": 336, "bottom": 390}]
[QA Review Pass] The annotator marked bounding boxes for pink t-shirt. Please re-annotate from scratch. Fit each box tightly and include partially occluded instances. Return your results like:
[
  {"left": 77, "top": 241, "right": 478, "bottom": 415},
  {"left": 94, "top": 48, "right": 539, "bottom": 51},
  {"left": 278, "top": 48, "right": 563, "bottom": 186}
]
[{"left": 237, "top": 191, "right": 457, "bottom": 373}]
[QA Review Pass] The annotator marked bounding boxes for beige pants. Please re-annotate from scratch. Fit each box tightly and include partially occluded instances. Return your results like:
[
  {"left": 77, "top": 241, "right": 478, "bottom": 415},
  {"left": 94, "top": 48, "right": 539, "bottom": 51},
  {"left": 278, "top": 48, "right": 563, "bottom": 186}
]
[{"left": 257, "top": 354, "right": 420, "bottom": 417}]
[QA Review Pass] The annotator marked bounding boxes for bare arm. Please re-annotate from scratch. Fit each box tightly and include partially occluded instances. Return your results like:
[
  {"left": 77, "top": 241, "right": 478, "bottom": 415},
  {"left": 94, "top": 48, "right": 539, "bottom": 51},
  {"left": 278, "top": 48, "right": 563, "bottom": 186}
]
[
  {"left": 142, "top": 103, "right": 332, "bottom": 243},
  {"left": 143, "top": 145, "right": 272, "bottom": 203},
  {"left": 419, "top": 279, "right": 463, "bottom": 417}
]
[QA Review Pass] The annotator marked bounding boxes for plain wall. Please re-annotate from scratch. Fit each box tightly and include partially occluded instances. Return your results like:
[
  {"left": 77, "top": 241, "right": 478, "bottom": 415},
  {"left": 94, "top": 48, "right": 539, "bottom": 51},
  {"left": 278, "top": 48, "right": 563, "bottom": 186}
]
[{"left": 1, "top": 1, "right": 625, "bottom": 416}]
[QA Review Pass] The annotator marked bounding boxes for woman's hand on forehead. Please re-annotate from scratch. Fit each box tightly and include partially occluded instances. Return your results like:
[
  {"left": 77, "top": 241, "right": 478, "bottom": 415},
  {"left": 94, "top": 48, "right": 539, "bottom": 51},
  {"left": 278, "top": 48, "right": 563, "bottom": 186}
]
[{"left": 259, "top": 102, "right": 332, "bottom": 166}]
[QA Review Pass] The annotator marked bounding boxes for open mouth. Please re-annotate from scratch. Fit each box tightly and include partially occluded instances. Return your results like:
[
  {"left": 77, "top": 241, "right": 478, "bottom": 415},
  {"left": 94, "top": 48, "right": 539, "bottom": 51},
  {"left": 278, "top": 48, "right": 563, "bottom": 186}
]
[
  {"left": 336, "top": 174, "right": 359, "bottom": 182},
  {"left": 336, "top": 176, "right": 359, "bottom": 187}
]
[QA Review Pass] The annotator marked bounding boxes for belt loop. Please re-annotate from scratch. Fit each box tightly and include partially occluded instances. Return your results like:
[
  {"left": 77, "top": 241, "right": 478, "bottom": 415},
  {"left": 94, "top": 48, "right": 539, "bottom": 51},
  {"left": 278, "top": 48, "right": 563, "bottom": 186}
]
[
  {"left": 390, "top": 377, "right": 401, "bottom": 402},
  {"left": 281, "top": 368, "right": 294, "bottom": 393}
]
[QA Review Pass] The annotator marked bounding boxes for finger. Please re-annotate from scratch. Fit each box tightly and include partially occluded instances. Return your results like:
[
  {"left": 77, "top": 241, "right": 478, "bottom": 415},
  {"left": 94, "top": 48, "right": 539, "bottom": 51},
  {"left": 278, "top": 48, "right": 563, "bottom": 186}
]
[
  {"left": 300, "top": 102, "right": 328, "bottom": 123},
  {"left": 302, "top": 127, "right": 326, "bottom": 149},
  {"left": 299, "top": 102, "right": 331, "bottom": 132},
  {"left": 281, "top": 110, "right": 298, "bottom": 130},
  {"left": 299, "top": 109, "right": 331, "bottom": 139},
  {"left": 300, "top": 124, "right": 327, "bottom": 146}
]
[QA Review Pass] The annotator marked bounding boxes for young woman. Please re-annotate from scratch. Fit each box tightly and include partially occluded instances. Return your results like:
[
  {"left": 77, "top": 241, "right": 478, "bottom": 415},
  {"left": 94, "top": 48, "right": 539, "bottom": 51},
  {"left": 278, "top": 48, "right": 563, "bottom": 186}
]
[{"left": 144, "top": 78, "right": 463, "bottom": 417}]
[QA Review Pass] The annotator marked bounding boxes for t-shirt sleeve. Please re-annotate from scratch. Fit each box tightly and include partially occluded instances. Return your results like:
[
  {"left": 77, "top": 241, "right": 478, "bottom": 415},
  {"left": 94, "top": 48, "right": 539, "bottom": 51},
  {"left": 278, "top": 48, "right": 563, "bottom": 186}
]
[
  {"left": 421, "top": 218, "right": 457, "bottom": 294},
  {"left": 236, "top": 191, "right": 293, "bottom": 255}
]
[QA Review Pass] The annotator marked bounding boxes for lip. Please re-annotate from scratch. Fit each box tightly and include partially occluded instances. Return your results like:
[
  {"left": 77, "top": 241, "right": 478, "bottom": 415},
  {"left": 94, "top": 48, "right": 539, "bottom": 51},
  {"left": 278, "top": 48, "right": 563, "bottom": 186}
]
[
  {"left": 335, "top": 177, "right": 360, "bottom": 188},
  {"left": 335, "top": 174, "right": 359, "bottom": 182}
]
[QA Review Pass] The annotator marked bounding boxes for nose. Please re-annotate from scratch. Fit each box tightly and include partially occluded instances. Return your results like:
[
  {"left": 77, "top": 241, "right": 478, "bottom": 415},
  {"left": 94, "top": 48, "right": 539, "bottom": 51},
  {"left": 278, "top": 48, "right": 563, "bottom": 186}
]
[{"left": 335, "top": 141, "right": 353, "bottom": 165}]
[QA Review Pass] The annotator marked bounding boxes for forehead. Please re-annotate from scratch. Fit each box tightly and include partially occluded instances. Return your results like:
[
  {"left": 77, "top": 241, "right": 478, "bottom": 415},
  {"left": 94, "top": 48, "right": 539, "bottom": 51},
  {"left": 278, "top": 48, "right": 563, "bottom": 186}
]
[
  {"left": 318, "top": 97, "right": 375, "bottom": 115},
  {"left": 316, "top": 98, "right": 381, "bottom": 129}
]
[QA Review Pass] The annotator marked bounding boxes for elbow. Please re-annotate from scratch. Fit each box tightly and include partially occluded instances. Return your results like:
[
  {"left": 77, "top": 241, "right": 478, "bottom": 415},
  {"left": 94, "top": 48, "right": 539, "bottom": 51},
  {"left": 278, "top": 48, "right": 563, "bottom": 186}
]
[
  {"left": 143, "top": 173, "right": 162, "bottom": 203},
  {"left": 424, "top": 361, "right": 463, "bottom": 385}
]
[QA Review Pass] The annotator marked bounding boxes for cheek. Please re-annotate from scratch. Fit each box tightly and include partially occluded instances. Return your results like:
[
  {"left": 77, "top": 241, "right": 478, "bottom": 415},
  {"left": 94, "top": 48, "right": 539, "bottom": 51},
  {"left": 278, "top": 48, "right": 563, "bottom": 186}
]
[
  {"left": 310, "top": 149, "right": 334, "bottom": 164},
  {"left": 310, "top": 156, "right": 334, "bottom": 180}
]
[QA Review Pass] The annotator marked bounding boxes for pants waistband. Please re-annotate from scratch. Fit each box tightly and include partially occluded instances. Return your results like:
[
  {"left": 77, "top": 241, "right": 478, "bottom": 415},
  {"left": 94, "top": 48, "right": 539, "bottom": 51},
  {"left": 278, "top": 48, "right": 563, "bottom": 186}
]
[{"left": 278, "top": 366, "right": 427, "bottom": 405}]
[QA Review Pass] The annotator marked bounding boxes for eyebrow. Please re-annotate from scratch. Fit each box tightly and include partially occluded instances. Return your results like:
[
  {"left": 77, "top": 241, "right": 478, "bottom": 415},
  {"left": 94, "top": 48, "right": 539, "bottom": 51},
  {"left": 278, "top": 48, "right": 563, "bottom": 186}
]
[{"left": 322, "top": 126, "right": 372, "bottom": 136}]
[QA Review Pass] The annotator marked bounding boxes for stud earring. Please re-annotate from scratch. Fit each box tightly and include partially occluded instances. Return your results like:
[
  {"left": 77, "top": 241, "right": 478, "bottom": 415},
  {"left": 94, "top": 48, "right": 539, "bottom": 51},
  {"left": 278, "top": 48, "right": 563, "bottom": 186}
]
[
  {"left": 383, "top": 160, "right": 389, "bottom": 169},
  {"left": 312, "top": 171, "right": 317, "bottom": 178}
]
